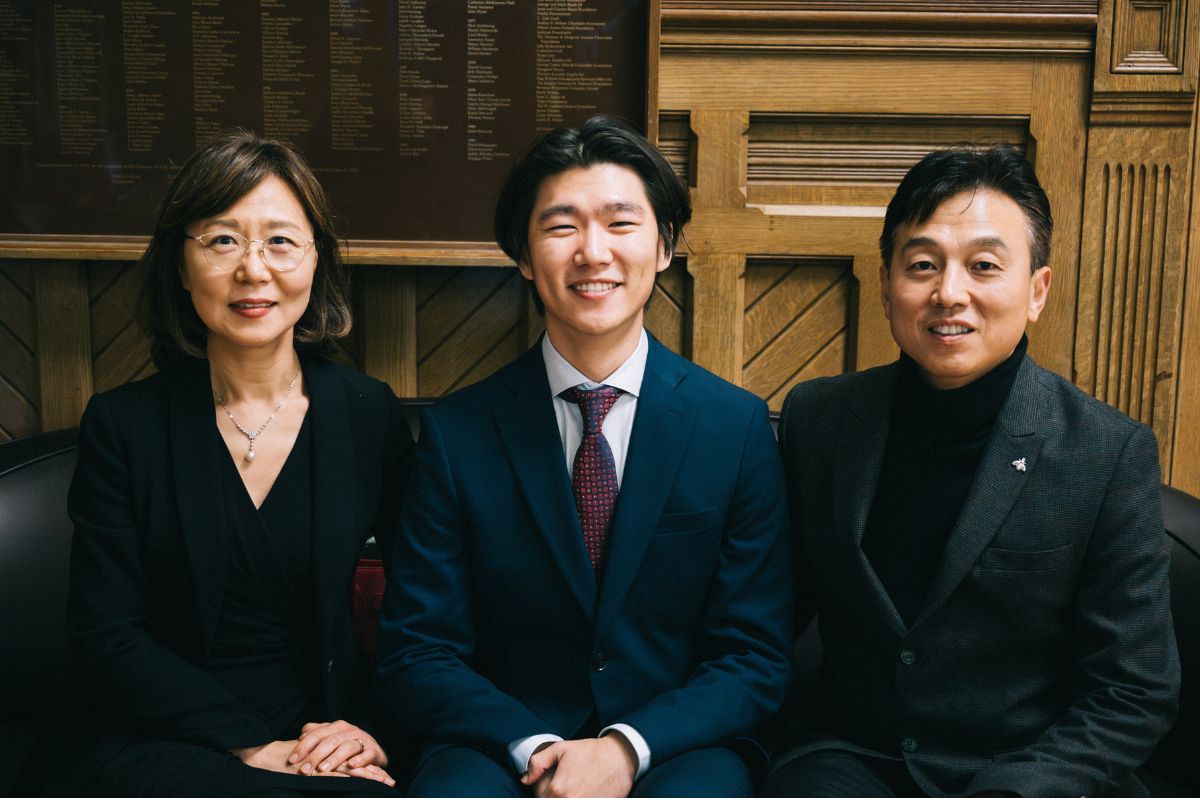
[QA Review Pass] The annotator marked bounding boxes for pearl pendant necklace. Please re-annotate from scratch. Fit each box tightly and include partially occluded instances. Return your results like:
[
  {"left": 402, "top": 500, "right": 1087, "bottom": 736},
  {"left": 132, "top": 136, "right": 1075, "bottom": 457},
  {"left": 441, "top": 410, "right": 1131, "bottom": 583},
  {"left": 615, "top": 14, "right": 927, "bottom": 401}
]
[{"left": 216, "top": 367, "right": 301, "bottom": 463}]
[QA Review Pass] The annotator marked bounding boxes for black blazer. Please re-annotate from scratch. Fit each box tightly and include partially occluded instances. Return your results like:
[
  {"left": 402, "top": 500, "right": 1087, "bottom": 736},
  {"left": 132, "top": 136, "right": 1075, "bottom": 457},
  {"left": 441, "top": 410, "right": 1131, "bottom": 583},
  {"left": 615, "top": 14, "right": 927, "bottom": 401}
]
[
  {"left": 66, "top": 353, "right": 413, "bottom": 755},
  {"left": 776, "top": 355, "right": 1179, "bottom": 797}
]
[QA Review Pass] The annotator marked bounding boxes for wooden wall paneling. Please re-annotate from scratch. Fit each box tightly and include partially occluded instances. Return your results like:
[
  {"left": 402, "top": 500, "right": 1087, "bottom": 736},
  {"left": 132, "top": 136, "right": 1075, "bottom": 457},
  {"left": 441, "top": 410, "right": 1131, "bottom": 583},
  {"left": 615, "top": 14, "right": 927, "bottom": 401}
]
[
  {"left": 1074, "top": 126, "right": 1192, "bottom": 471},
  {"left": 686, "top": 109, "right": 749, "bottom": 381},
  {"left": 1075, "top": 0, "right": 1198, "bottom": 480},
  {"left": 415, "top": 267, "right": 524, "bottom": 397},
  {"left": 681, "top": 206, "right": 894, "bottom": 369},
  {"left": 659, "top": 2, "right": 1099, "bottom": 57},
  {"left": 745, "top": 114, "right": 1029, "bottom": 209},
  {"left": 359, "top": 266, "right": 417, "bottom": 397},
  {"left": 89, "top": 262, "right": 153, "bottom": 394},
  {"left": 849, "top": 240, "right": 895, "bottom": 370},
  {"left": 1169, "top": 94, "right": 1200, "bottom": 495},
  {"left": 659, "top": 54, "right": 1034, "bottom": 116},
  {"left": 656, "top": 112, "right": 693, "bottom": 188},
  {"left": 520, "top": 286, "right": 547, "bottom": 351},
  {"left": 662, "top": 1, "right": 1098, "bottom": 9},
  {"left": 688, "top": 253, "right": 745, "bottom": 382},
  {"left": 644, "top": 259, "right": 689, "bottom": 356},
  {"left": 742, "top": 258, "right": 852, "bottom": 411},
  {"left": 324, "top": 316, "right": 362, "bottom": 371},
  {"left": 1095, "top": 0, "right": 1197, "bottom": 90},
  {"left": 690, "top": 109, "right": 748, "bottom": 207},
  {"left": 0, "top": 262, "right": 39, "bottom": 441},
  {"left": 34, "top": 262, "right": 93, "bottom": 431},
  {"left": 1027, "top": 58, "right": 1091, "bottom": 379}
]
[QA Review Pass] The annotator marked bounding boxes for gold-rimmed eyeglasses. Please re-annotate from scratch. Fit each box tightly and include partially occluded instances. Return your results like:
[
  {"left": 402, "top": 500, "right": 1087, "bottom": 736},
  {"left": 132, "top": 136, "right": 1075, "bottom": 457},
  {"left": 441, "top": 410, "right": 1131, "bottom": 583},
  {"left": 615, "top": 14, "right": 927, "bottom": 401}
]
[{"left": 187, "top": 230, "right": 315, "bottom": 273}]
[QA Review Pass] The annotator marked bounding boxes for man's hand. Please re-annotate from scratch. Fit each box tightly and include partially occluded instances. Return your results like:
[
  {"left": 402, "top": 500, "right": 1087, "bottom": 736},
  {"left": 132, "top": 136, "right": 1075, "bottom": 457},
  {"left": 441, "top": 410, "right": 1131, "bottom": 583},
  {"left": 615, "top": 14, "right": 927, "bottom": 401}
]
[{"left": 522, "top": 734, "right": 638, "bottom": 798}]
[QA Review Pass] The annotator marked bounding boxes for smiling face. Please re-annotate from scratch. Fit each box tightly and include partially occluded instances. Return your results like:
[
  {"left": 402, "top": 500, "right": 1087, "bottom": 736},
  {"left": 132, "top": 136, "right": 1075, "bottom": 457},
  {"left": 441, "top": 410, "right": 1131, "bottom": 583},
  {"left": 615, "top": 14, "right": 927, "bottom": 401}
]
[
  {"left": 521, "top": 162, "right": 671, "bottom": 361},
  {"left": 881, "top": 188, "right": 1051, "bottom": 389},
  {"left": 181, "top": 174, "right": 317, "bottom": 355}
]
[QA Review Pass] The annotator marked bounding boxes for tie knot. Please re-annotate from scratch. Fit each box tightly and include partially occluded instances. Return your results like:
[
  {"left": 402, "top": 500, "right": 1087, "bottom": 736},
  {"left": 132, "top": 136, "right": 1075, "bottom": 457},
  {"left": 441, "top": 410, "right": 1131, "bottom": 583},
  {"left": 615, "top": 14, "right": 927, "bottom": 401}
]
[{"left": 560, "top": 385, "right": 624, "bottom": 435}]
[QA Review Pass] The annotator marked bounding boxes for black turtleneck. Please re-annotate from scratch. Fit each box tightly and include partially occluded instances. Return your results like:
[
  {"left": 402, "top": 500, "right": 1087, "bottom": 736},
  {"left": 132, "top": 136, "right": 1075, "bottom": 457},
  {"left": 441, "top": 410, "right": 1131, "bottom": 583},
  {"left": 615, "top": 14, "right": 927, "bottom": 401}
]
[{"left": 861, "top": 336, "right": 1028, "bottom": 628}]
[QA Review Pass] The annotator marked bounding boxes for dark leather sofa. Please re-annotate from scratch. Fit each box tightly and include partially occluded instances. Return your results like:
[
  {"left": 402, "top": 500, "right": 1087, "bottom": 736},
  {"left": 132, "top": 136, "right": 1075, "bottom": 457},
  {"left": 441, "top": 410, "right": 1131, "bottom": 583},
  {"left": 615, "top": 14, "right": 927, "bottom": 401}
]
[{"left": 2, "top": 417, "right": 1197, "bottom": 795}]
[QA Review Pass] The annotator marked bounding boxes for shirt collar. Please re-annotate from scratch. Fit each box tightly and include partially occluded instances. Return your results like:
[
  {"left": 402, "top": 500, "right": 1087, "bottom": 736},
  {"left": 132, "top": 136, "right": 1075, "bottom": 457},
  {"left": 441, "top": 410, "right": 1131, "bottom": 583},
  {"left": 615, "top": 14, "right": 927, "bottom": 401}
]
[{"left": 543, "top": 328, "right": 648, "bottom": 399}]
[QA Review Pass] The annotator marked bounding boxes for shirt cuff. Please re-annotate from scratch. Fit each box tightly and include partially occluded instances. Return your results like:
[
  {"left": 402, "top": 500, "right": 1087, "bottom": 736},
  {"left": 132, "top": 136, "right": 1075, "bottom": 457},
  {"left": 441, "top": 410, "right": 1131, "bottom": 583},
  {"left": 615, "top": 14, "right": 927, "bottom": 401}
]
[
  {"left": 508, "top": 733, "right": 564, "bottom": 775},
  {"left": 600, "top": 723, "right": 651, "bottom": 781}
]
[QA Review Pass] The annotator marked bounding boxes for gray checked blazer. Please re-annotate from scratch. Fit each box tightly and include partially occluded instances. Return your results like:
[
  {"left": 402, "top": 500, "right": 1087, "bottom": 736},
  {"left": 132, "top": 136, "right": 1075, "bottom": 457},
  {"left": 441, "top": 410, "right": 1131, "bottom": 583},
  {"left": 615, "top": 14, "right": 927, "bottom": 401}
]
[{"left": 775, "top": 354, "right": 1180, "bottom": 797}]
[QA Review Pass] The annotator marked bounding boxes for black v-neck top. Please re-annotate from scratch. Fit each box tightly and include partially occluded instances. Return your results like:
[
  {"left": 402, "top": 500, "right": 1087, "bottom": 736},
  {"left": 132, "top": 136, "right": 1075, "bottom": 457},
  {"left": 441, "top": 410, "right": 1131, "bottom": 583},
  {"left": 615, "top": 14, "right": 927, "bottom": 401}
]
[
  {"left": 861, "top": 337, "right": 1027, "bottom": 628},
  {"left": 207, "top": 411, "right": 322, "bottom": 738}
]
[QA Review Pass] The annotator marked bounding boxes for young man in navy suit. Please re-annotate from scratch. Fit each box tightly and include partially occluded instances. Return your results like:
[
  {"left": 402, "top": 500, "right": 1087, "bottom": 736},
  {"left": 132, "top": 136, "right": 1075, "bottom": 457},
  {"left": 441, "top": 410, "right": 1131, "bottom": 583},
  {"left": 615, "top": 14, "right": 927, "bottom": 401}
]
[{"left": 376, "top": 115, "right": 793, "bottom": 797}]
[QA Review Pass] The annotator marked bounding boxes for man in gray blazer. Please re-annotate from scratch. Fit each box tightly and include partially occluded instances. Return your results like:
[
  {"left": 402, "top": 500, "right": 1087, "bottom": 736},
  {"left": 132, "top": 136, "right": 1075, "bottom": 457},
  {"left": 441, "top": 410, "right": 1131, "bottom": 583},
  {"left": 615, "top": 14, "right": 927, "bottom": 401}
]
[{"left": 769, "top": 146, "right": 1179, "bottom": 797}]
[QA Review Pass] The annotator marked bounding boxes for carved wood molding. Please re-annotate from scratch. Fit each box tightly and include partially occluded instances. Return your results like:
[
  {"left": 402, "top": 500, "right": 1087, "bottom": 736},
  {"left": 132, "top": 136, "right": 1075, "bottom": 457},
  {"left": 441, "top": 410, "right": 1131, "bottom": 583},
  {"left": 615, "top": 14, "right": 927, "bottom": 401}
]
[
  {"left": 744, "top": 113, "right": 1028, "bottom": 187},
  {"left": 1073, "top": 122, "right": 1193, "bottom": 469},
  {"left": 0, "top": 237, "right": 513, "bottom": 267},
  {"left": 0, "top": 236, "right": 148, "bottom": 262},
  {"left": 661, "top": 1, "right": 1098, "bottom": 55},
  {"left": 1111, "top": 0, "right": 1187, "bottom": 73},
  {"left": 1094, "top": 0, "right": 1197, "bottom": 94},
  {"left": 663, "top": 1, "right": 1099, "bottom": 19},
  {"left": 1089, "top": 90, "right": 1196, "bottom": 124},
  {"left": 1077, "top": 161, "right": 1176, "bottom": 422},
  {"left": 344, "top": 241, "right": 512, "bottom": 267}
]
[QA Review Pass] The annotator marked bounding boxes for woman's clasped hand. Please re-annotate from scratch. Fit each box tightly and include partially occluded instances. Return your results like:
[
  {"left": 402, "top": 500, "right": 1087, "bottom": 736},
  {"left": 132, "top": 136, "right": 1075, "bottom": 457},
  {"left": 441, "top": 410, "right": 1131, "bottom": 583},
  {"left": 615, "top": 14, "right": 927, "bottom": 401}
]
[{"left": 230, "top": 719, "right": 394, "bottom": 786}]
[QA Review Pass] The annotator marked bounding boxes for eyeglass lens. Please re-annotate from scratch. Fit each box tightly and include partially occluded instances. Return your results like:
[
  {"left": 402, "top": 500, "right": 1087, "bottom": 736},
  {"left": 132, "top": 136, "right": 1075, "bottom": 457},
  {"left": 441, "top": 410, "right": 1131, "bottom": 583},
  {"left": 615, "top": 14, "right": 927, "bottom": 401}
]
[{"left": 197, "top": 231, "right": 310, "bottom": 271}]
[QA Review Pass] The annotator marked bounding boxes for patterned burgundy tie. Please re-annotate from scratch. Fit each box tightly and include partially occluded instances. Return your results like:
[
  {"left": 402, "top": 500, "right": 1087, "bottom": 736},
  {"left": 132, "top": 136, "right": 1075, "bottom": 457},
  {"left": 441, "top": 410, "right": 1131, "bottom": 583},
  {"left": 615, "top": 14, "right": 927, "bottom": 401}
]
[{"left": 560, "top": 385, "right": 624, "bottom": 570}]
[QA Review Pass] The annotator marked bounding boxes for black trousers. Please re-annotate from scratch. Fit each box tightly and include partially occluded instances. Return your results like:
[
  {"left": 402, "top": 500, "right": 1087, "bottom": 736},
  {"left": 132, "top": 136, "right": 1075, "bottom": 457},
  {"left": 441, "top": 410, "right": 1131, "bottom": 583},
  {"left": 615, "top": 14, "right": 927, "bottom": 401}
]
[
  {"left": 40, "top": 736, "right": 401, "bottom": 798},
  {"left": 764, "top": 750, "right": 925, "bottom": 798},
  {"left": 406, "top": 742, "right": 752, "bottom": 798}
]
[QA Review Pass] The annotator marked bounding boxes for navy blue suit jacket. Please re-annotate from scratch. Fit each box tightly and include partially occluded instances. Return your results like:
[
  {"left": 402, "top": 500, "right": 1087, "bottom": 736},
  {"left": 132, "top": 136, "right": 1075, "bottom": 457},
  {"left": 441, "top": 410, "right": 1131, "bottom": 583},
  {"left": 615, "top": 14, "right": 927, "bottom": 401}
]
[{"left": 375, "top": 336, "right": 792, "bottom": 769}]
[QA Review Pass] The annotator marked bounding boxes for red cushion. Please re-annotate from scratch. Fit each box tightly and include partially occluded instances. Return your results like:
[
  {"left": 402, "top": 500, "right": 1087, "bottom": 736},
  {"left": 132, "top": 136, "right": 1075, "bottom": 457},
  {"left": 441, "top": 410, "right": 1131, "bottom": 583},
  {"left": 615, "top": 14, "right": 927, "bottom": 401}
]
[{"left": 351, "top": 559, "right": 387, "bottom": 657}]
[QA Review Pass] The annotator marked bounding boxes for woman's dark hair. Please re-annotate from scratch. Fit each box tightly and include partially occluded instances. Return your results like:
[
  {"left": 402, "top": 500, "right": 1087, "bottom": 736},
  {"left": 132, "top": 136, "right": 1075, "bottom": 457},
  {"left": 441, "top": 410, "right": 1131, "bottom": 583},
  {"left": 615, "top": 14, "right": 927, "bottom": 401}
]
[
  {"left": 494, "top": 114, "right": 691, "bottom": 267},
  {"left": 136, "top": 129, "right": 351, "bottom": 368},
  {"left": 880, "top": 145, "right": 1053, "bottom": 272}
]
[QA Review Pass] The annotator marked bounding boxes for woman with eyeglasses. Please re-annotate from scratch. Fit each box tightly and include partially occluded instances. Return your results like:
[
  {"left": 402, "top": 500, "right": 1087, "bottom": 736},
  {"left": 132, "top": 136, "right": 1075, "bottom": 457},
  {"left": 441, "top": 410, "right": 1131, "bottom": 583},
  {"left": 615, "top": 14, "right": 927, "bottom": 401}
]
[{"left": 53, "top": 131, "right": 412, "bottom": 796}]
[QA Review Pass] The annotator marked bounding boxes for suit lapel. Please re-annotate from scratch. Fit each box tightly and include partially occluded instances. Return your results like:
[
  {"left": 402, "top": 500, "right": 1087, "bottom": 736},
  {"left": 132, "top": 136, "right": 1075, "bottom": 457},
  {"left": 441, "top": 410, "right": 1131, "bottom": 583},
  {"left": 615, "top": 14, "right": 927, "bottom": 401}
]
[
  {"left": 495, "top": 345, "right": 597, "bottom": 619},
  {"left": 594, "top": 340, "right": 694, "bottom": 638},
  {"left": 834, "top": 365, "right": 906, "bottom": 636},
  {"left": 168, "top": 358, "right": 228, "bottom": 650},
  {"left": 914, "top": 357, "right": 1044, "bottom": 627},
  {"left": 304, "top": 356, "right": 360, "bottom": 639}
]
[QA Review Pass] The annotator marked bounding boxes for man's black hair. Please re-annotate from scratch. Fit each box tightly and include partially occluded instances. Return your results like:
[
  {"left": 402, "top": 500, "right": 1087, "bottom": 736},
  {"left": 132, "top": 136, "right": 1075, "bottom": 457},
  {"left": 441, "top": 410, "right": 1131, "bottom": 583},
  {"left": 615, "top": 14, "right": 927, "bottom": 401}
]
[
  {"left": 494, "top": 114, "right": 691, "bottom": 268},
  {"left": 880, "top": 146, "right": 1053, "bottom": 272}
]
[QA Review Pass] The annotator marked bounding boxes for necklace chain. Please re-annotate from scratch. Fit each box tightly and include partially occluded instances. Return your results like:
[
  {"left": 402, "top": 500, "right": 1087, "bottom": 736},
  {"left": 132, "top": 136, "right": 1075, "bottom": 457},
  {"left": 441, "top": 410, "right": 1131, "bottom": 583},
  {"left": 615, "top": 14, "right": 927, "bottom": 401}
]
[{"left": 216, "top": 367, "right": 301, "bottom": 463}]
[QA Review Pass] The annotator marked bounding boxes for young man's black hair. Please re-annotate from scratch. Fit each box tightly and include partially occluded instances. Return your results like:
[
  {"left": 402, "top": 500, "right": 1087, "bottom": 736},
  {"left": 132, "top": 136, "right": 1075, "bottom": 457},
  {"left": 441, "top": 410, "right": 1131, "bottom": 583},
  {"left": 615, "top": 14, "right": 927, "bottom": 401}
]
[{"left": 494, "top": 114, "right": 691, "bottom": 268}]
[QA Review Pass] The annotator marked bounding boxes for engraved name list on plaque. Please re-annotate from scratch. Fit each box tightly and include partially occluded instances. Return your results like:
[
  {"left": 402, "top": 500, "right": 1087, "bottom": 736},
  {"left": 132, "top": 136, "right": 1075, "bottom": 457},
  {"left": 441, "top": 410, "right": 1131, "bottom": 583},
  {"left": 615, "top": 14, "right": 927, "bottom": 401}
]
[{"left": 0, "top": 0, "right": 647, "bottom": 249}]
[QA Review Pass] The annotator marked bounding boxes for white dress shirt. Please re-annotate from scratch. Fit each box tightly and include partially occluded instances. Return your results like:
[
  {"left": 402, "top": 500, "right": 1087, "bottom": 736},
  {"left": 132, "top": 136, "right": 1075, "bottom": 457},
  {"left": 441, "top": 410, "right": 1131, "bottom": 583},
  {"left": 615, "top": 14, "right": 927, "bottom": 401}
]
[{"left": 507, "top": 329, "right": 652, "bottom": 781}]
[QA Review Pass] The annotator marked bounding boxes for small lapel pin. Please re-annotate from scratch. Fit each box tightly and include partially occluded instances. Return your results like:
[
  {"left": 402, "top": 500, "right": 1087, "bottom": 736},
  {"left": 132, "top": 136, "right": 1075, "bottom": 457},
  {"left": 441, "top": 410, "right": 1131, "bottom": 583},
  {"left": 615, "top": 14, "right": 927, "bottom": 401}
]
[{"left": 1011, "top": 457, "right": 1027, "bottom": 472}]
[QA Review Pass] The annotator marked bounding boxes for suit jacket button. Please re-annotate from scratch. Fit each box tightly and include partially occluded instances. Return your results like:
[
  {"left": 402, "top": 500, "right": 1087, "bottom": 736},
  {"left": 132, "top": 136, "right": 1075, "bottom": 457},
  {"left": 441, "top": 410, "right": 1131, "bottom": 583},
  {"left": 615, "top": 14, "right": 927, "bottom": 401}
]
[
  {"left": 591, "top": 653, "right": 607, "bottom": 672},
  {"left": 899, "top": 649, "right": 917, "bottom": 666},
  {"left": 901, "top": 737, "right": 918, "bottom": 753}
]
